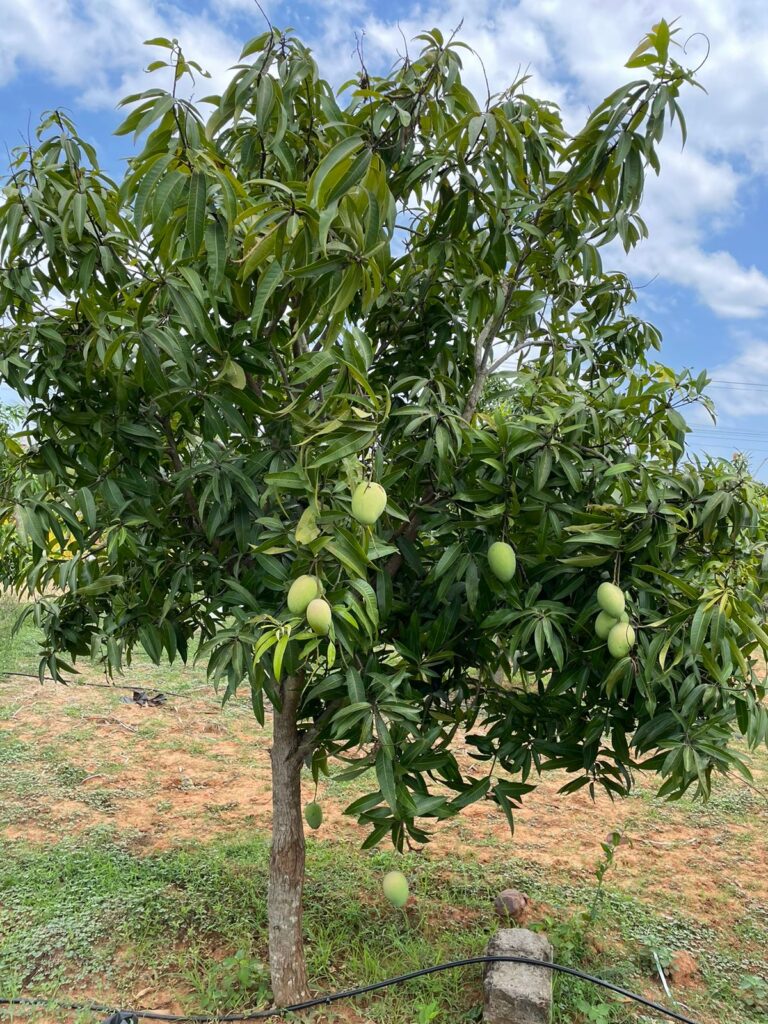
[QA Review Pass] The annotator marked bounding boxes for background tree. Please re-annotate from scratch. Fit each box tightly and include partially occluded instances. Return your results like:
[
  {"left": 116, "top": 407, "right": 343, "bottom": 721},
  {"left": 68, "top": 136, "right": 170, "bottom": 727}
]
[
  {"left": 0, "top": 403, "right": 26, "bottom": 581},
  {"left": 1, "top": 19, "right": 767, "bottom": 1005}
]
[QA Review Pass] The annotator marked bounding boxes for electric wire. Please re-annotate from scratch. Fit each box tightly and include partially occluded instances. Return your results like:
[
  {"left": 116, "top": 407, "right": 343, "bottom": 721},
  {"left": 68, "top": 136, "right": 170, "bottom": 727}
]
[
  {"left": 708, "top": 379, "right": 768, "bottom": 389},
  {"left": 0, "top": 670, "right": 190, "bottom": 699}
]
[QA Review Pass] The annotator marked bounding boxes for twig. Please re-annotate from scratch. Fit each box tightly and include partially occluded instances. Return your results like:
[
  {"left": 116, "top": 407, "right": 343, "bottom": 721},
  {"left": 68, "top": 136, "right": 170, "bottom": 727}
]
[
  {"left": 635, "top": 837, "right": 700, "bottom": 849},
  {"left": 86, "top": 715, "right": 139, "bottom": 734},
  {"left": 10, "top": 700, "right": 40, "bottom": 719}
]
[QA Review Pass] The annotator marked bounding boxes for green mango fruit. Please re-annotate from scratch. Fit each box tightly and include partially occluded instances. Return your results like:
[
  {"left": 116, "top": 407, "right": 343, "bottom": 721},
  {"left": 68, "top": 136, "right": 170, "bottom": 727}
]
[
  {"left": 382, "top": 870, "right": 409, "bottom": 908},
  {"left": 287, "top": 575, "right": 322, "bottom": 615},
  {"left": 595, "top": 609, "right": 628, "bottom": 639},
  {"left": 351, "top": 482, "right": 387, "bottom": 525},
  {"left": 607, "top": 622, "right": 636, "bottom": 658},
  {"left": 306, "top": 597, "right": 332, "bottom": 635},
  {"left": 488, "top": 541, "right": 516, "bottom": 582},
  {"left": 304, "top": 801, "right": 323, "bottom": 830},
  {"left": 595, "top": 610, "right": 616, "bottom": 639},
  {"left": 597, "top": 581, "right": 625, "bottom": 619}
]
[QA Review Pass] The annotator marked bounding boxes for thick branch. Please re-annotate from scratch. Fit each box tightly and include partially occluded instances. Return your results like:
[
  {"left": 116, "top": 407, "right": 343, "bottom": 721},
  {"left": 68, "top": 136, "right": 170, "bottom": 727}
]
[
  {"left": 278, "top": 671, "right": 304, "bottom": 733},
  {"left": 292, "top": 698, "right": 342, "bottom": 764},
  {"left": 159, "top": 414, "right": 221, "bottom": 555},
  {"left": 462, "top": 259, "right": 529, "bottom": 421},
  {"left": 384, "top": 485, "right": 435, "bottom": 578}
]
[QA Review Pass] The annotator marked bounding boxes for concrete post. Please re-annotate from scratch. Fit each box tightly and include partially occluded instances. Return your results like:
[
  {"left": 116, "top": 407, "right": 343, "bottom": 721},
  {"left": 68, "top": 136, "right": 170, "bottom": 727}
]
[{"left": 483, "top": 928, "right": 554, "bottom": 1024}]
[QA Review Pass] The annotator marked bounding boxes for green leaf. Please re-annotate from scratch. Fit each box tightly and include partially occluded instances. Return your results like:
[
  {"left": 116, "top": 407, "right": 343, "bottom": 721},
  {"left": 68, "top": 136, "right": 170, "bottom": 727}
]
[
  {"left": 139, "top": 624, "right": 163, "bottom": 663},
  {"left": 273, "top": 632, "right": 289, "bottom": 681},
  {"left": 635, "top": 566, "right": 699, "bottom": 599},
  {"left": 78, "top": 574, "right": 125, "bottom": 596},
  {"left": 689, "top": 603, "right": 711, "bottom": 656},
  {"left": 563, "top": 531, "right": 620, "bottom": 547},
  {"left": 450, "top": 776, "right": 490, "bottom": 810},
  {"left": 251, "top": 260, "right": 284, "bottom": 337},
  {"left": 295, "top": 507, "right": 320, "bottom": 545},
  {"left": 133, "top": 153, "right": 174, "bottom": 229},
  {"left": 604, "top": 657, "right": 631, "bottom": 697},
  {"left": 603, "top": 462, "right": 634, "bottom": 477},
  {"left": 185, "top": 171, "right": 207, "bottom": 256},
  {"left": 558, "top": 553, "right": 613, "bottom": 567},
  {"left": 308, "top": 135, "right": 364, "bottom": 207},
  {"left": 375, "top": 747, "right": 398, "bottom": 814},
  {"left": 310, "top": 431, "right": 374, "bottom": 468},
  {"left": 350, "top": 578, "right": 379, "bottom": 628},
  {"left": 205, "top": 220, "right": 227, "bottom": 287},
  {"left": 72, "top": 193, "right": 87, "bottom": 240},
  {"left": 465, "top": 558, "right": 479, "bottom": 612},
  {"left": 430, "top": 542, "right": 462, "bottom": 581}
]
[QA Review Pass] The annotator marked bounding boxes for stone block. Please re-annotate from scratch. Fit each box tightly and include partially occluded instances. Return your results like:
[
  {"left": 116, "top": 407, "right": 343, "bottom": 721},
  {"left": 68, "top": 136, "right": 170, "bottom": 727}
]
[{"left": 483, "top": 928, "right": 553, "bottom": 1024}]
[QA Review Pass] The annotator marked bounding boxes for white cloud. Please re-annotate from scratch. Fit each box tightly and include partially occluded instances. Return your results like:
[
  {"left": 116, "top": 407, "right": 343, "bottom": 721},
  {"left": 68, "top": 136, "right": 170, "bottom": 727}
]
[
  {"left": 634, "top": 245, "right": 768, "bottom": 319},
  {"left": 704, "top": 335, "right": 768, "bottom": 419},
  {"left": 0, "top": 0, "right": 242, "bottom": 110}
]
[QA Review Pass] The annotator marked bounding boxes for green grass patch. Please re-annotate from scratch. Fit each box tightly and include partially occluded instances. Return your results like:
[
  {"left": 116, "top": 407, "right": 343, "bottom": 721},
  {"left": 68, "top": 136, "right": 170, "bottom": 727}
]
[{"left": 0, "top": 834, "right": 765, "bottom": 1023}]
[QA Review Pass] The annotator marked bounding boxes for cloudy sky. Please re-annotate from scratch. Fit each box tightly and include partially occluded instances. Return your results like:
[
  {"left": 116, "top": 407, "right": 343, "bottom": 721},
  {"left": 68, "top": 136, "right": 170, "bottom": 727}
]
[{"left": 2, "top": 0, "right": 768, "bottom": 469}]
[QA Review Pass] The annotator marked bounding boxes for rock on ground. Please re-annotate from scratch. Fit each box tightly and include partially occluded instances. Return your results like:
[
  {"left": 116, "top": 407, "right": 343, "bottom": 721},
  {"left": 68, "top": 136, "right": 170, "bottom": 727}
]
[{"left": 483, "top": 928, "right": 554, "bottom": 1024}]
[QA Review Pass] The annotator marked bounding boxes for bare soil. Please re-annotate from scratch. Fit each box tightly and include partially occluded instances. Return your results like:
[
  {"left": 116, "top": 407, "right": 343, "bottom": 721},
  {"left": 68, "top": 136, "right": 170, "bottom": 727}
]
[{"left": 2, "top": 673, "right": 766, "bottom": 940}]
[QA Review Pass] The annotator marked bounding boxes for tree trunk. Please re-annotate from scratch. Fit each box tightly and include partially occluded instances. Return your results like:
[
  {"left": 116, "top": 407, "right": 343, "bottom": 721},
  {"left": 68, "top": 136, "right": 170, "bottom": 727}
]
[{"left": 268, "top": 674, "right": 310, "bottom": 1005}]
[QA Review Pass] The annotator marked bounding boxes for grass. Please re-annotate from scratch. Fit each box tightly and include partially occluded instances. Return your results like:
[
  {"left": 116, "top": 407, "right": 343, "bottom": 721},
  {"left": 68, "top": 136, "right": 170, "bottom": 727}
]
[
  {"left": 1, "top": 834, "right": 766, "bottom": 1023},
  {"left": 1, "top": 595, "right": 767, "bottom": 1023}
]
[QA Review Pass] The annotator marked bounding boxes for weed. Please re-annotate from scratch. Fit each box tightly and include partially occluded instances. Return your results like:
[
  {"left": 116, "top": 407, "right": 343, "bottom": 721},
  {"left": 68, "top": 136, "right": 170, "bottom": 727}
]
[
  {"left": 738, "top": 974, "right": 768, "bottom": 1012},
  {"left": 181, "top": 948, "right": 270, "bottom": 1013}
]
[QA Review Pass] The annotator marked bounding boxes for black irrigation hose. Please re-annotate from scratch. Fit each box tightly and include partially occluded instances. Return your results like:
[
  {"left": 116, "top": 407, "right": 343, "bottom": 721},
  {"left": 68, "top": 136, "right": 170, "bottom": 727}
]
[{"left": 0, "top": 955, "right": 702, "bottom": 1024}]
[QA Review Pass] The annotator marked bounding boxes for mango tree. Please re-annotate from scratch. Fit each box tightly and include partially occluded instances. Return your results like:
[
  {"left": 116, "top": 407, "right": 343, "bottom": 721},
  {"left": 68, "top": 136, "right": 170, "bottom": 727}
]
[{"left": 1, "top": 20, "right": 767, "bottom": 1004}]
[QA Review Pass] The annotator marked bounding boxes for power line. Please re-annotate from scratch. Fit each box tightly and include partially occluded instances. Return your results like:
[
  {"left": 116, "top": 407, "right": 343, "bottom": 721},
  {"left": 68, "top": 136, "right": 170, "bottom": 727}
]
[
  {"left": 690, "top": 434, "right": 768, "bottom": 444},
  {"left": 689, "top": 445, "right": 768, "bottom": 455},
  {"left": 688, "top": 436, "right": 768, "bottom": 444},
  {"left": 0, "top": 955, "right": 701, "bottom": 1024},
  {"left": 0, "top": 670, "right": 190, "bottom": 699},
  {"left": 691, "top": 425, "right": 768, "bottom": 434},
  {"left": 708, "top": 379, "right": 768, "bottom": 389}
]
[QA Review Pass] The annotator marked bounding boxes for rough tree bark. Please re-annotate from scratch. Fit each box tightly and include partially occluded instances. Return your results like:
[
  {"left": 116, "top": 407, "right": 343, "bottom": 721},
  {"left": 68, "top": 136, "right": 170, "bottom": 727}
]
[{"left": 268, "top": 673, "right": 310, "bottom": 1005}]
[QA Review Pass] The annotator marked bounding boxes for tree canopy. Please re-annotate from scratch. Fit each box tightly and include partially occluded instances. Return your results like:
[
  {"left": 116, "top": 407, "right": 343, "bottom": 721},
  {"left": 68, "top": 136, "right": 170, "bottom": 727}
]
[{"left": 1, "top": 17, "right": 767, "bottom": 856}]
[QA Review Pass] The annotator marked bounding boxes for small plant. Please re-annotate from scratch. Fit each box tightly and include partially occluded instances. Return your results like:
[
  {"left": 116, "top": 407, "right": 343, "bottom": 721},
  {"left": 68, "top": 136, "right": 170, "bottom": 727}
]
[
  {"left": 414, "top": 998, "right": 441, "bottom": 1023},
  {"left": 738, "top": 974, "right": 768, "bottom": 1011},
  {"left": 571, "top": 994, "right": 615, "bottom": 1022},
  {"left": 638, "top": 939, "right": 674, "bottom": 979},
  {"left": 586, "top": 828, "right": 629, "bottom": 923},
  {"left": 182, "top": 949, "right": 270, "bottom": 1013},
  {"left": 536, "top": 914, "right": 621, "bottom": 1024}
]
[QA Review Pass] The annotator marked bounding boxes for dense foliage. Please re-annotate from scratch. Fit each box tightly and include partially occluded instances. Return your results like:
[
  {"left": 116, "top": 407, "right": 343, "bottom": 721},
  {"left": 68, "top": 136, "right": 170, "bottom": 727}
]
[{"left": 1, "top": 18, "right": 767, "bottom": 863}]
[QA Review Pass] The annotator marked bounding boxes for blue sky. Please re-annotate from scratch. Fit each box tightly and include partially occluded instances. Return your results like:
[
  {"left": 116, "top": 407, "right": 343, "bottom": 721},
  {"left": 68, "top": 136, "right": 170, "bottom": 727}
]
[{"left": 2, "top": 0, "right": 768, "bottom": 470}]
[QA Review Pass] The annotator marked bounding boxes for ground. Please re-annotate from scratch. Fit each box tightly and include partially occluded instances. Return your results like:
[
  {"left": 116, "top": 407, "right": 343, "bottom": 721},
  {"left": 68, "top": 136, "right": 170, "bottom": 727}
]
[{"left": 0, "top": 596, "right": 766, "bottom": 1023}]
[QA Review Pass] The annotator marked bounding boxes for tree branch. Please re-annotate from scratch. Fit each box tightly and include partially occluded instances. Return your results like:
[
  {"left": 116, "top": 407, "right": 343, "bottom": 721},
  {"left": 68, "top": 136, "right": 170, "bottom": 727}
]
[
  {"left": 462, "top": 248, "right": 533, "bottom": 420},
  {"left": 384, "top": 485, "right": 435, "bottom": 578},
  {"left": 292, "top": 698, "right": 342, "bottom": 765},
  {"left": 158, "top": 414, "right": 221, "bottom": 555}
]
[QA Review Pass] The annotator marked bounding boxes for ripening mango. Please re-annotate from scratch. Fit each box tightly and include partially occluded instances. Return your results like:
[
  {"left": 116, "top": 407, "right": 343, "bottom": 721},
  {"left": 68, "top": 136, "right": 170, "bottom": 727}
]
[
  {"left": 597, "top": 582, "right": 625, "bottom": 619},
  {"left": 607, "top": 622, "right": 635, "bottom": 658},
  {"left": 382, "top": 870, "right": 409, "bottom": 908},
  {"left": 306, "top": 597, "right": 332, "bottom": 635},
  {"left": 595, "top": 609, "right": 629, "bottom": 640},
  {"left": 351, "top": 482, "right": 387, "bottom": 525},
  {"left": 287, "top": 575, "right": 322, "bottom": 615},
  {"left": 488, "top": 541, "right": 516, "bottom": 582}
]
